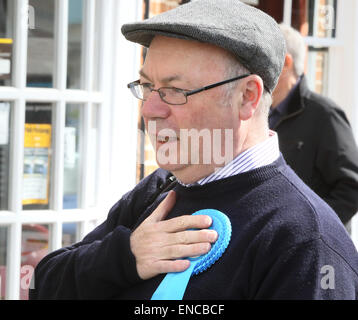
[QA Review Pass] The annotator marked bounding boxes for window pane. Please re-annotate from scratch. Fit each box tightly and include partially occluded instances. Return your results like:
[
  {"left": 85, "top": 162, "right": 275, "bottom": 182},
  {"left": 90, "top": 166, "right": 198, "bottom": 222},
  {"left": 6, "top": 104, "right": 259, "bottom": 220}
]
[
  {"left": 88, "top": 105, "right": 98, "bottom": 207},
  {"left": 63, "top": 104, "right": 82, "bottom": 209},
  {"left": 62, "top": 222, "right": 78, "bottom": 246},
  {"left": 0, "top": 101, "right": 10, "bottom": 210},
  {"left": 27, "top": 0, "right": 55, "bottom": 88},
  {"left": 0, "top": 0, "right": 14, "bottom": 86},
  {"left": 306, "top": 47, "right": 329, "bottom": 95},
  {"left": 292, "top": 0, "right": 337, "bottom": 38},
  {"left": 92, "top": 0, "right": 101, "bottom": 91},
  {"left": 23, "top": 103, "right": 53, "bottom": 210},
  {"left": 21, "top": 223, "right": 49, "bottom": 300},
  {"left": 0, "top": 226, "right": 7, "bottom": 300},
  {"left": 67, "top": 0, "right": 84, "bottom": 89}
]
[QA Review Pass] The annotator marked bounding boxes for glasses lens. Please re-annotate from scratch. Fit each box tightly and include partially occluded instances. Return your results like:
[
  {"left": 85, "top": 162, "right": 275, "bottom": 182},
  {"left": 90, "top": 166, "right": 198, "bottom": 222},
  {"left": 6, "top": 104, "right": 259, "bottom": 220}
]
[
  {"left": 129, "top": 83, "right": 144, "bottom": 100},
  {"left": 160, "top": 88, "right": 187, "bottom": 105}
]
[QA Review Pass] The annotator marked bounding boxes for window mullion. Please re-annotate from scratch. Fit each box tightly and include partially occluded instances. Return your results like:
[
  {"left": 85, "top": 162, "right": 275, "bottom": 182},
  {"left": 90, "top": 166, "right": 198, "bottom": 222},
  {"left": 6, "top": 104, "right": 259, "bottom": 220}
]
[
  {"left": 283, "top": 0, "right": 292, "bottom": 25},
  {"left": 7, "top": 0, "right": 29, "bottom": 299},
  {"left": 78, "top": 0, "right": 95, "bottom": 209},
  {"left": 79, "top": 102, "right": 92, "bottom": 209},
  {"left": 51, "top": 0, "right": 68, "bottom": 213},
  {"left": 82, "top": 0, "right": 95, "bottom": 91},
  {"left": 6, "top": 222, "right": 21, "bottom": 299}
]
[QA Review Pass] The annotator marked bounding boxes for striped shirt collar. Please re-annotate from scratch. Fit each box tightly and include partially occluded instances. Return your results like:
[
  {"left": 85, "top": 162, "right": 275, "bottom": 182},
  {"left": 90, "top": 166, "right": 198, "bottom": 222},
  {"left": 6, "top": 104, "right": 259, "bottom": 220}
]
[{"left": 178, "top": 130, "right": 280, "bottom": 187}]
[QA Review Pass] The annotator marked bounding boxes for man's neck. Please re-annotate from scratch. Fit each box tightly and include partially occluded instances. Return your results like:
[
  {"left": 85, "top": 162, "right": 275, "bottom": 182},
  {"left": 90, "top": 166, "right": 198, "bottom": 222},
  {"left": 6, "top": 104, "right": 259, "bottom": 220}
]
[{"left": 272, "top": 75, "right": 299, "bottom": 108}]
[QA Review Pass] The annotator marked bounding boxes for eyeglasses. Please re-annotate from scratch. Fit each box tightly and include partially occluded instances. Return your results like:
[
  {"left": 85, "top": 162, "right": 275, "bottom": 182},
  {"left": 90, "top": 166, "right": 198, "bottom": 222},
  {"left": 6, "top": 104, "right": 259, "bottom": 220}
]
[{"left": 127, "top": 74, "right": 251, "bottom": 105}]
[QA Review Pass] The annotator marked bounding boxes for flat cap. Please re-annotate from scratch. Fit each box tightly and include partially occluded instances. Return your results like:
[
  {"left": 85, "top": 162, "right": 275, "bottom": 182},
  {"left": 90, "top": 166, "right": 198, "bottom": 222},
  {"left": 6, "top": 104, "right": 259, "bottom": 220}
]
[{"left": 121, "top": 0, "right": 286, "bottom": 93}]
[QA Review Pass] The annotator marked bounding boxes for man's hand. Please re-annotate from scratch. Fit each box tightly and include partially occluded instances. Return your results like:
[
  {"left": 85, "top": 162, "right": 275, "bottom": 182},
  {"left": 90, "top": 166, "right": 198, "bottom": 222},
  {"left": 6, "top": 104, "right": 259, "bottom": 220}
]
[{"left": 130, "top": 190, "right": 218, "bottom": 280}]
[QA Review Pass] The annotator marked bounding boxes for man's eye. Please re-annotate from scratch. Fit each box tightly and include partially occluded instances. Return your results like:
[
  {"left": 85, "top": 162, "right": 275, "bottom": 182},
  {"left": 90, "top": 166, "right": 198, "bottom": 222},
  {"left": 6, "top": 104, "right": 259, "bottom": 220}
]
[{"left": 140, "top": 82, "right": 153, "bottom": 88}]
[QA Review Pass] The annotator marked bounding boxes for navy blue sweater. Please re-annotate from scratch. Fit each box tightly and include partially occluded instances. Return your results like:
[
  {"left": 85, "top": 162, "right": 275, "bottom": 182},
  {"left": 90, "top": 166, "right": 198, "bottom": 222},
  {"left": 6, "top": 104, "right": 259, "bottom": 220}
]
[{"left": 30, "top": 156, "right": 358, "bottom": 299}]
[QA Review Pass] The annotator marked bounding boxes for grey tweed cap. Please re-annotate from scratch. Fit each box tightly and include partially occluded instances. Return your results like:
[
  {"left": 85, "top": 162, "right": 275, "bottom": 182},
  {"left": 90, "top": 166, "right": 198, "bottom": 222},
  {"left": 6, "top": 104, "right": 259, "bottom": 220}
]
[{"left": 121, "top": 0, "right": 286, "bottom": 93}]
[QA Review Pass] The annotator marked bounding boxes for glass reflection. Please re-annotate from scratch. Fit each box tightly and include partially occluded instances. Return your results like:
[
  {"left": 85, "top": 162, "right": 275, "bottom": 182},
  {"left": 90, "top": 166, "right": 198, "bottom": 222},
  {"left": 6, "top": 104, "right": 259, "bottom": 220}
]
[
  {"left": 88, "top": 105, "right": 98, "bottom": 207},
  {"left": 23, "top": 103, "right": 53, "bottom": 210},
  {"left": 0, "top": 102, "right": 10, "bottom": 210},
  {"left": 292, "top": 0, "right": 337, "bottom": 38},
  {"left": 0, "top": 226, "right": 7, "bottom": 300},
  {"left": 21, "top": 223, "right": 49, "bottom": 300},
  {"left": 27, "top": 0, "right": 55, "bottom": 87},
  {"left": 67, "top": 0, "right": 83, "bottom": 89},
  {"left": 307, "top": 47, "right": 329, "bottom": 95},
  {"left": 62, "top": 222, "right": 78, "bottom": 246},
  {"left": 63, "top": 104, "right": 82, "bottom": 209},
  {"left": 0, "top": 0, "right": 14, "bottom": 86}
]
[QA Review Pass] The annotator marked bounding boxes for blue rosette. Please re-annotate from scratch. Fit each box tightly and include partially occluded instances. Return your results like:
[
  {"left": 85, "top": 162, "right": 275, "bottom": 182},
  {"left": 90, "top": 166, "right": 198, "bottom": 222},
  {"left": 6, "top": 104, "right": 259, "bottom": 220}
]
[{"left": 151, "top": 209, "right": 232, "bottom": 300}]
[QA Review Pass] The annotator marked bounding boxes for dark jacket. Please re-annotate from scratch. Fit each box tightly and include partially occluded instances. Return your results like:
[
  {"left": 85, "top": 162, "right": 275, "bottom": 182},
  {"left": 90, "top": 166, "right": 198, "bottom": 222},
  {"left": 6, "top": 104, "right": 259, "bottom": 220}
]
[{"left": 271, "top": 76, "right": 358, "bottom": 224}]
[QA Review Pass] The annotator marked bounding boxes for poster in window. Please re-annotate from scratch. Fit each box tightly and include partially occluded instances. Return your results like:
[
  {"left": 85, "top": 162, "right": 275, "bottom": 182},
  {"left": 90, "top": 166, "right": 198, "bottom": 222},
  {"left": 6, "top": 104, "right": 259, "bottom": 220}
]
[{"left": 22, "top": 124, "right": 51, "bottom": 205}]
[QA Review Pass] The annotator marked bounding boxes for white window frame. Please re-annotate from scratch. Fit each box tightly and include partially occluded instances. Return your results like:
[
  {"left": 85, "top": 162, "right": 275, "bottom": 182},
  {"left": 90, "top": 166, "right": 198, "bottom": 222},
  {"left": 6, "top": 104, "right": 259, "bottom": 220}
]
[{"left": 0, "top": 0, "right": 141, "bottom": 300}]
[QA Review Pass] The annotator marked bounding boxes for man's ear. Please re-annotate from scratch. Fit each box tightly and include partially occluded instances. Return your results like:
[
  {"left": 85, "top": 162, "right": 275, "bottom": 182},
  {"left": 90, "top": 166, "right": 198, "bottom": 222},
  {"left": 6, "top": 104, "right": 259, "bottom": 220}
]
[
  {"left": 239, "top": 75, "right": 263, "bottom": 121},
  {"left": 284, "top": 53, "right": 294, "bottom": 70}
]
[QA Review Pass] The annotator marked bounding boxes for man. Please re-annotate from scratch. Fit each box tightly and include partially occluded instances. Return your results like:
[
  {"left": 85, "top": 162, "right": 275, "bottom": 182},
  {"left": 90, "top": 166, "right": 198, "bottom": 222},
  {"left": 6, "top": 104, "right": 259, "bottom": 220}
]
[
  {"left": 30, "top": 0, "right": 358, "bottom": 299},
  {"left": 270, "top": 24, "right": 358, "bottom": 229}
]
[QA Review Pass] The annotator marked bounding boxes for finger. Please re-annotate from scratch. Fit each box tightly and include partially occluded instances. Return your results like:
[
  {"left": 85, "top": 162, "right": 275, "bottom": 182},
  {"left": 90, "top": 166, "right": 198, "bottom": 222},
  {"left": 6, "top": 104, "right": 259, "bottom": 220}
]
[
  {"left": 159, "top": 214, "right": 212, "bottom": 233},
  {"left": 146, "top": 190, "right": 177, "bottom": 223},
  {"left": 160, "top": 242, "right": 212, "bottom": 260},
  {"left": 166, "top": 229, "right": 218, "bottom": 246},
  {"left": 155, "top": 259, "right": 191, "bottom": 275}
]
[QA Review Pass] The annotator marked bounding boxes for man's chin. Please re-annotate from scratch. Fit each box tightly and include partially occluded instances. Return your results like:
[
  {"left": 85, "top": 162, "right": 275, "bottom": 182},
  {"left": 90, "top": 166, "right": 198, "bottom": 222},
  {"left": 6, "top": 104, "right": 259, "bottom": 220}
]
[{"left": 156, "top": 161, "right": 188, "bottom": 174}]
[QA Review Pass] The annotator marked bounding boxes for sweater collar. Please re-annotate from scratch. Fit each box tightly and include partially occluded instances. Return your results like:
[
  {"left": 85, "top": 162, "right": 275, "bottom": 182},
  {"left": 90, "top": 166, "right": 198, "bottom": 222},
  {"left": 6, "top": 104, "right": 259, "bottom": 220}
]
[{"left": 177, "top": 131, "right": 280, "bottom": 187}]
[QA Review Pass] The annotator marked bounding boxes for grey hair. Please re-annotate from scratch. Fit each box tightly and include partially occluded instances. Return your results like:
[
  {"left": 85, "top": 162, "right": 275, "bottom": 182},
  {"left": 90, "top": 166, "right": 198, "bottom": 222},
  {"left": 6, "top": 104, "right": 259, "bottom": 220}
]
[
  {"left": 279, "top": 23, "right": 306, "bottom": 77},
  {"left": 223, "top": 54, "right": 272, "bottom": 123}
]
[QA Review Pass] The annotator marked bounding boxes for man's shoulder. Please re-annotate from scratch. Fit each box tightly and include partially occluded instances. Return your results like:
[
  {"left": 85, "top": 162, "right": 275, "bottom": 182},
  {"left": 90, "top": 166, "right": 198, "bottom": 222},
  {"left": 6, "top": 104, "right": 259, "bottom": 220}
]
[
  {"left": 109, "top": 168, "right": 171, "bottom": 215},
  {"left": 302, "top": 89, "right": 349, "bottom": 123},
  {"left": 258, "top": 165, "right": 356, "bottom": 257}
]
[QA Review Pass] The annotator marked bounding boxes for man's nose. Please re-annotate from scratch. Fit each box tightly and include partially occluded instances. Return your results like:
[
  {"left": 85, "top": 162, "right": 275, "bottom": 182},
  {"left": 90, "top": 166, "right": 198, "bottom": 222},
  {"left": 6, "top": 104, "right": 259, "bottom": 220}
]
[{"left": 141, "top": 92, "right": 171, "bottom": 119}]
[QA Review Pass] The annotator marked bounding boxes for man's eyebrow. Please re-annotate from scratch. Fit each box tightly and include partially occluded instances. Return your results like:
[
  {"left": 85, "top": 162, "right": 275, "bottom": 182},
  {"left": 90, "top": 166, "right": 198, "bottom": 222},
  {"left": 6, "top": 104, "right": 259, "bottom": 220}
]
[
  {"left": 139, "top": 70, "right": 183, "bottom": 84},
  {"left": 139, "top": 69, "right": 151, "bottom": 80}
]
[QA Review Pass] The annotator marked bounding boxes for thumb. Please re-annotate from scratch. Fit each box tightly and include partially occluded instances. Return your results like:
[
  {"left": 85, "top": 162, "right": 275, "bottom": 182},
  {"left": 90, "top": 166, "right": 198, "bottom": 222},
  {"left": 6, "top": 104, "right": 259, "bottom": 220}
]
[{"left": 146, "top": 190, "right": 176, "bottom": 223}]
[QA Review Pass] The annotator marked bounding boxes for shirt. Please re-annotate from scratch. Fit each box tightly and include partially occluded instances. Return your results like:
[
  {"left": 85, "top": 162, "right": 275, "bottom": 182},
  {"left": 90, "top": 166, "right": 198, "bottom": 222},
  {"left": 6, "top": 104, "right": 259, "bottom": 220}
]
[{"left": 178, "top": 130, "right": 280, "bottom": 186}]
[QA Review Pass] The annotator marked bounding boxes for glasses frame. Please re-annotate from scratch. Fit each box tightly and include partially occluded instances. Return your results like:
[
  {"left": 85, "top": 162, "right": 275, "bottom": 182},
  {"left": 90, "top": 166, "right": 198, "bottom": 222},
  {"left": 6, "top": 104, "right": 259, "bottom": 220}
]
[{"left": 127, "top": 74, "right": 251, "bottom": 105}]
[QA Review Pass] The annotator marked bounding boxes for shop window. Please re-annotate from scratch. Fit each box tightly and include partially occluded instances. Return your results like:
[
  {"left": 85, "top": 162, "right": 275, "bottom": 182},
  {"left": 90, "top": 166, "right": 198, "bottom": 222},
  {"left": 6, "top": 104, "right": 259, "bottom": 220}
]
[
  {"left": 64, "top": 104, "right": 82, "bottom": 209},
  {"left": 88, "top": 104, "right": 99, "bottom": 207},
  {"left": 20, "top": 223, "right": 49, "bottom": 300},
  {"left": 62, "top": 222, "right": 79, "bottom": 247},
  {"left": 26, "top": 0, "right": 55, "bottom": 88},
  {"left": 67, "top": 0, "right": 84, "bottom": 89},
  {"left": 0, "top": 0, "right": 14, "bottom": 87},
  {"left": 23, "top": 103, "right": 53, "bottom": 210},
  {"left": 292, "top": 0, "right": 337, "bottom": 37},
  {"left": 306, "top": 46, "right": 329, "bottom": 95},
  {"left": 0, "top": 102, "right": 10, "bottom": 210},
  {"left": 0, "top": 226, "right": 7, "bottom": 300}
]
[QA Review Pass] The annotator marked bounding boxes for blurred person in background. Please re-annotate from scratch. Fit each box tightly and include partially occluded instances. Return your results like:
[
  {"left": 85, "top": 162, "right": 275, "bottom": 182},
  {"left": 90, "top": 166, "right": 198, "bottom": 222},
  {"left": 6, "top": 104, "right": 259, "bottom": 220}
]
[{"left": 270, "top": 24, "right": 358, "bottom": 231}]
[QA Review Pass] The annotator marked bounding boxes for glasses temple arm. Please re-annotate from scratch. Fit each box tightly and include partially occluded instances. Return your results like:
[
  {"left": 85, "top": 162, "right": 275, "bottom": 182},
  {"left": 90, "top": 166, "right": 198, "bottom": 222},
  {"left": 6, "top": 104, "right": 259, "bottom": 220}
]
[{"left": 185, "top": 74, "right": 251, "bottom": 97}]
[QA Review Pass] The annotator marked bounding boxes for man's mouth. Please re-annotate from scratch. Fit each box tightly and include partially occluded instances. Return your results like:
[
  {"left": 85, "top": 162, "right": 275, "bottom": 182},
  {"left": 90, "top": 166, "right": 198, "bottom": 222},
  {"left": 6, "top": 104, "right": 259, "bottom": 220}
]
[{"left": 157, "top": 135, "right": 179, "bottom": 144}]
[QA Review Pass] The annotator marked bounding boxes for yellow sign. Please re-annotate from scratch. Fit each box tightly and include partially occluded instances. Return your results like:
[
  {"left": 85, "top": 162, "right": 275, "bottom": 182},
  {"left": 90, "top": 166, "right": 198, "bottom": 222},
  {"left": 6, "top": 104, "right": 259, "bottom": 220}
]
[
  {"left": 24, "top": 124, "right": 52, "bottom": 148},
  {"left": 0, "top": 38, "right": 13, "bottom": 44},
  {"left": 22, "top": 124, "right": 52, "bottom": 206}
]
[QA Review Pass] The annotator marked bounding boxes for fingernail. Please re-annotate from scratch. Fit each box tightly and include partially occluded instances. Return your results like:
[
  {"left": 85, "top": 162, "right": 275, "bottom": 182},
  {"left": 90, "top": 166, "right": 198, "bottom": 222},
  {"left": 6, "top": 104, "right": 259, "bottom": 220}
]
[
  {"left": 205, "top": 216, "right": 212, "bottom": 225},
  {"left": 208, "top": 230, "right": 218, "bottom": 241}
]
